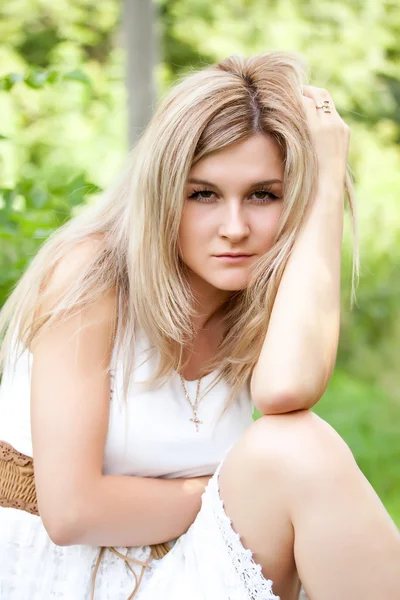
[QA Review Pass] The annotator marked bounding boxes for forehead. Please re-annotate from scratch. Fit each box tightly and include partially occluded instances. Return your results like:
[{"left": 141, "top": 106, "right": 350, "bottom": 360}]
[{"left": 189, "top": 134, "right": 284, "bottom": 182}]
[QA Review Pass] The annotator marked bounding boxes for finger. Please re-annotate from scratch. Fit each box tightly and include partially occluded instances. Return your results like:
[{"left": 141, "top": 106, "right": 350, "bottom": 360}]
[
  {"left": 302, "top": 85, "right": 333, "bottom": 103},
  {"left": 302, "top": 85, "right": 337, "bottom": 115}
]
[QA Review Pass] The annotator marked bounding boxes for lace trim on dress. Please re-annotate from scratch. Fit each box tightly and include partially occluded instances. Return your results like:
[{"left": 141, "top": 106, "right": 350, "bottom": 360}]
[{"left": 210, "top": 463, "right": 281, "bottom": 600}]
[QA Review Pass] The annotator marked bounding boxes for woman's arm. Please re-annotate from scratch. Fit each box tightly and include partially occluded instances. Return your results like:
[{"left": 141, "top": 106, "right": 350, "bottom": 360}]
[
  {"left": 31, "top": 241, "right": 209, "bottom": 548},
  {"left": 251, "top": 86, "right": 350, "bottom": 415}
]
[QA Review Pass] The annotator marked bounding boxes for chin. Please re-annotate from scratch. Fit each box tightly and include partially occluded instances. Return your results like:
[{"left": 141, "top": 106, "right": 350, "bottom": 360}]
[{"left": 207, "top": 276, "right": 249, "bottom": 292}]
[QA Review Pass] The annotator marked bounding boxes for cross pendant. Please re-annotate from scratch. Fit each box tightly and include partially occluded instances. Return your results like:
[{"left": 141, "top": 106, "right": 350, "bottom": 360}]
[{"left": 189, "top": 416, "right": 203, "bottom": 433}]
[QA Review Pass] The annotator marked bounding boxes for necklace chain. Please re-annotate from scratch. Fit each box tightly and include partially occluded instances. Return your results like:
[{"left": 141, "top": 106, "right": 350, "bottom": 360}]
[{"left": 179, "top": 374, "right": 203, "bottom": 433}]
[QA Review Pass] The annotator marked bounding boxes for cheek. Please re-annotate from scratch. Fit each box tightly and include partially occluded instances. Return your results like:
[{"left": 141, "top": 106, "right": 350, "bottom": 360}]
[
  {"left": 179, "top": 206, "right": 212, "bottom": 241},
  {"left": 178, "top": 211, "right": 209, "bottom": 259},
  {"left": 253, "top": 206, "right": 282, "bottom": 249}
]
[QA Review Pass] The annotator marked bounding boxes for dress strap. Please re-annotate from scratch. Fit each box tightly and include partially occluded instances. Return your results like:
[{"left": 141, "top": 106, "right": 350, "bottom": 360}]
[
  {"left": 91, "top": 546, "right": 153, "bottom": 600},
  {"left": 90, "top": 543, "right": 171, "bottom": 599}
]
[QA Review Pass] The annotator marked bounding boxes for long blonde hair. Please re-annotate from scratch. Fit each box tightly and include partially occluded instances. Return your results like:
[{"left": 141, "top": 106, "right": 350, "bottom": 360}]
[{"left": 0, "top": 51, "right": 359, "bottom": 407}]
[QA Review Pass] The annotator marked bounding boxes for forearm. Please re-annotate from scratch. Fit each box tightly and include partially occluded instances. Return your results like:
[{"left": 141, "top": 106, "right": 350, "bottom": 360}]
[
  {"left": 251, "top": 177, "right": 345, "bottom": 413},
  {"left": 50, "top": 473, "right": 208, "bottom": 547}
]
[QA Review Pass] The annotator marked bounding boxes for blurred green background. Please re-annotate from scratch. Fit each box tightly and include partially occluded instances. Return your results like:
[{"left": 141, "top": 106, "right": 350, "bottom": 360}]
[{"left": 0, "top": 1, "right": 399, "bottom": 525}]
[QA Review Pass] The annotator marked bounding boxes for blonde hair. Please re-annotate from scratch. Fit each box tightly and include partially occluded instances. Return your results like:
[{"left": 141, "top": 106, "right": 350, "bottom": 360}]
[{"left": 0, "top": 51, "right": 359, "bottom": 408}]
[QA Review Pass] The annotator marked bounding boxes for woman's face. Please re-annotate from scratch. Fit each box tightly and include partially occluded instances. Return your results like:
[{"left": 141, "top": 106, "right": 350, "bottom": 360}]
[{"left": 178, "top": 132, "right": 285, "bottom": 300}]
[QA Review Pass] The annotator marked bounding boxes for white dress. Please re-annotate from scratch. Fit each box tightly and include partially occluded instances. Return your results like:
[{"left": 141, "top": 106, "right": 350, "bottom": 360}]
[{"left": 0, "top": 327, "right": 280, "bottom": 600}]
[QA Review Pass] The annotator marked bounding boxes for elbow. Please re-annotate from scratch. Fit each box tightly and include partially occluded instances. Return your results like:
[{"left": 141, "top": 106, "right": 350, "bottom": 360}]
[
  {"left": 36, "top": 475, "right": 101, "bottom": 546},
  {"left": 40, "top": 500, "right": 90, "bottom": 547},
  {"left": 251, "top": 381, "right": 320, "bottom": 415},
  {"left": 252, "top": 393, "right": 305, "bottom": 415},
  {"left": 45, "top": 526, "right": 79, "bottom": 547}
]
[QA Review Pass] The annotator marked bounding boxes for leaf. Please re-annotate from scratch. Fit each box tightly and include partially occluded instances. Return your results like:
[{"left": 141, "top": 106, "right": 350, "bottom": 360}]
[
  {"left": 64, "top": 173, "right": 101, "bottom": 206},
  {"left": 27, "top": 188, "right": 49, "bottom": 209},
  {"left": 63, "top": 70, "right": 91, "bottom": 86},
  {"left": 46, "top": 70, "right": 61, "bottom": 85},
  {"left": 85, "top": 182, "right": 103, "bottom": 195},
  {"left": 9, "top": 73, "right": 24, "bottom": 84},
  {"left": 0, "top": 73, "right": 24, "bottom": 91},
  {"left": 32, "top": 228, "right": 57, "bottom": 239},
  {"left": 25, "top": 70, "right": 49, "bottom": 89},
  {"left": 0, "top": 188, "right": 18, "bottom": 211}
]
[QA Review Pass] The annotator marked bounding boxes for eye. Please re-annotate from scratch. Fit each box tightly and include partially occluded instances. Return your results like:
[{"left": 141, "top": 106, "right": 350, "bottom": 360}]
[
  {"left": 251, "top": 189, "right": 280, "bottom": 203},
  {"left": 187, "top": 188, "right": 281, "bottom": 204},
  {"left": 188, "top": 189, "right": 216, "bottom": 203}
]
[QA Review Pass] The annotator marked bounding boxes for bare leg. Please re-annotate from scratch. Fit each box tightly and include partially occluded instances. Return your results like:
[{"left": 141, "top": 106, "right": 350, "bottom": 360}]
[{"left": 218, "top": 409, "right": 400, "bottom": 600}]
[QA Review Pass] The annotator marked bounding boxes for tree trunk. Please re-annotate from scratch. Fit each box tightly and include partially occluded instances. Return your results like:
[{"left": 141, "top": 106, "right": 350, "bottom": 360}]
[{"left": 123, "top": 0, "right": 158, "bottom": 148}]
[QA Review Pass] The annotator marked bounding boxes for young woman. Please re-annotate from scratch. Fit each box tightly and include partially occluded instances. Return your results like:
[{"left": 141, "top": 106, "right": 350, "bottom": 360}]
[{"left": 0, "top": 51, "right": 399, "bottom": 600}]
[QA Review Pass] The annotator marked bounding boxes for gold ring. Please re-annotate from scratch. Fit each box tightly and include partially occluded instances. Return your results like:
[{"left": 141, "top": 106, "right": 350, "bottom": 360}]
[{"left": 316, "top": 100, "right": 331, "bottom": 113}]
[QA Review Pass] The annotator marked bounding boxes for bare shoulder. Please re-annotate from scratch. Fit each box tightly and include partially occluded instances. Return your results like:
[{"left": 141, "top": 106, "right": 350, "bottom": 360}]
[
  {"left": 32, "top": 235, "right": 117, "bottom": 351},
  {"left": 43, "top": 234, "right": 107, "bottom": 296}
]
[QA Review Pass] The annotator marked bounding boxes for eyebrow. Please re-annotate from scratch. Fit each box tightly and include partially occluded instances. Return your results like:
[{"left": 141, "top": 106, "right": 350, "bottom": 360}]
[{"left": 187, "top": 178, "right": 283, "bottom": 188}]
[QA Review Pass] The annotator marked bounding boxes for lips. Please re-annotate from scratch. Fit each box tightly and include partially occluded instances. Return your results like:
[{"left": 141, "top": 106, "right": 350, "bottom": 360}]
[{"left": 213, "top": 254, "right": 254, "bottom": 264}]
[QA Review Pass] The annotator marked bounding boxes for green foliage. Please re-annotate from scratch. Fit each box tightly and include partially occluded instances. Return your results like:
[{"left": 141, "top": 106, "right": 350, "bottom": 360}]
[
  {"left": 0, "top": 0, "right": 126, "bottom": 303},
  {"left": 314, "top": 371, "right": 400, "bottom": 526},
  {"left": 0, "top": 62, "right": 104, "bottom": 305},
  {"left": 0, "top": 168, "right": 102, "bottom": 306}
]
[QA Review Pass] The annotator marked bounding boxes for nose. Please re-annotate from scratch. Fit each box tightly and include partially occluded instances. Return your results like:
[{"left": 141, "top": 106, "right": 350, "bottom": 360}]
[{"left": 218, "top": 202, "right": 250, "bottom": 242}]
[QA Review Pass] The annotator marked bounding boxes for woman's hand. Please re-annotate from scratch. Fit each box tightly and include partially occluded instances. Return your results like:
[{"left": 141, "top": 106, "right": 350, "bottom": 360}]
[{"left": 301, "top": 85, "right": 350, "bottom": 188}]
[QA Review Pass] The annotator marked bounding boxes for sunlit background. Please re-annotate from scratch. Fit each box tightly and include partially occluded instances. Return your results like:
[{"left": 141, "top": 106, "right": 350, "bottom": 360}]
[{"left": 1, "top": 0, "right": 399, "bottom": 525}]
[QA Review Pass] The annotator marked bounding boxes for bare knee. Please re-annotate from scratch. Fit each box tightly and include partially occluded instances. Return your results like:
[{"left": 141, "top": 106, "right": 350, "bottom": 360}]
[
  {"left": 218, "top": 411, "right": 362, "bottom": 600},
  {"left": 221, "top": 409, "right": 358, "bottom": 503},
  {"left": 230, "top": 409, "right": 354, "bottom": 462}
]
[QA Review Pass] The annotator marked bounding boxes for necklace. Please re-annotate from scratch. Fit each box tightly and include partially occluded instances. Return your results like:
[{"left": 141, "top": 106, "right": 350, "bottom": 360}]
[{"left": 179, "top": 374, "right": 203, "bottom": 433}]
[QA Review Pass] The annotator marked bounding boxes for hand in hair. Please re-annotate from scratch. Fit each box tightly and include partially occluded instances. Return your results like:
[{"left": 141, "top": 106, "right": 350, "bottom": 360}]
[{"left": 301, "top": 85, "right": 350, "bottom": 186}]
